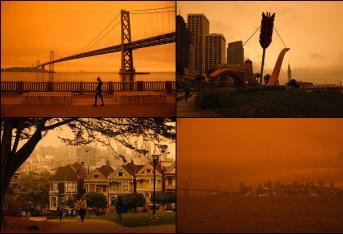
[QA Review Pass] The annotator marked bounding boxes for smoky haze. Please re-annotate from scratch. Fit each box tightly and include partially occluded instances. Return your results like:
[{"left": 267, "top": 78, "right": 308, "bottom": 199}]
[
  {"left": 178, "top": 1, "right": 343, "bottom": 84},
  {"left": 1, "top": 1, "right": 175, "bottom": 72},
  {"left": 178, "top": 119, "right": 343, "bottom": 191}
]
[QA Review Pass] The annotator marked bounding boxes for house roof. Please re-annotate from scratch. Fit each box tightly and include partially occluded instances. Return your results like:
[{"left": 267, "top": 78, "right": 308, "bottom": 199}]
[
  {"left": 122, "top": 163, "right": 145, "bottom": 176},
  {"left": 51, "top": 162, "right": 87, "bottom": 181},
  {"left": 165, "top": 162, "right": 176, "bottom": 174},
  {"left": 97, "top": 165, "right": 114, "bottom": 177}
]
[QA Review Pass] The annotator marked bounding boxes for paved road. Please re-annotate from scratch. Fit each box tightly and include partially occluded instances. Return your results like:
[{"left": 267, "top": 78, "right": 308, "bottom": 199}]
[
  {"left": 177, "top": 94, "right": 220, "bottom": 117},
  {"left": 45, "top": 219, "right": 175, "bottom": 233},
  {"left": 1, "top": 93, "right": 175, "bottom": 117}
]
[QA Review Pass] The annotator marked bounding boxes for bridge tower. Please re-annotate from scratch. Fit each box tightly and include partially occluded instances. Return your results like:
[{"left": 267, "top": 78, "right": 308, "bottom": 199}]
[
  {"left": 49, "top": 50, "right": 55, "bottom": 73},
  {"left": 119, "top": 10, "right": 136, "bottom": 74}
]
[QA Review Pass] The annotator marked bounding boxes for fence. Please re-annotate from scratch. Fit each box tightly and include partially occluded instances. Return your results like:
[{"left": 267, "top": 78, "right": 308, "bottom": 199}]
[{"left": 1, "top": 81, "right": 176, "bottom": 94}]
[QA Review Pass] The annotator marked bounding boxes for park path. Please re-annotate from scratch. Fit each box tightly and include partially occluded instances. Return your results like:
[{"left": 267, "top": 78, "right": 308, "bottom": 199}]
[
  {"left": 177, "top": 94, "right": 220, "bottom": 117},
  {"left": 45, "top": 219, "right": 175, "bottom": 233}
]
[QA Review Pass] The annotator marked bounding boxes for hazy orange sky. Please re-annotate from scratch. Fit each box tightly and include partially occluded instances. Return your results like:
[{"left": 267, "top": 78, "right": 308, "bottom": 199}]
[
  {"left": 1, "top": 1, "right": 175, "bottom": 72},
  {"left": 178, "top": 1, "right": 343, "bottom": 84},
  {"left": 178, "top": 119, "right": 343, "bottom": 191}
]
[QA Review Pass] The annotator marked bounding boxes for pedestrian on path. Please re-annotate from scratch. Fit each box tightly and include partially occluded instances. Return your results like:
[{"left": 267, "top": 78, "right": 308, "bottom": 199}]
[
  {"left": 25, "top": 206, "right": 30, "bottom": 221},
  {"left": 93, "top": 77, "right": 104, "bottom": 106},
  {"left": 79, "top": 197, "right": 87, "bottom": 222},
  {"left": 58, "top": 206, "right": 63, "bottom": 224},
  {"left": 74, "top": 200, "right": 80, "bottom": 222},
  {"left": 116, "top": 196, "right": 123, "bottom": 221},
  {"left": 184, "top": 86, "right": 190, "bottom": 102}
]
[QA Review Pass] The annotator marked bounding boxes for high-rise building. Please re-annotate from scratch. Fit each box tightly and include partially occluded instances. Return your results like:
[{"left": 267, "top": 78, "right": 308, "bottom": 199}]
[
  {"left": 288, "top": 63, "right": 292, "bottom": 83},
  {"left": 76, "top": 146, "right": 98, "bottom": 166},
  {"left": 205, "top": 33, "right": 226, "bottom": 73},
  {"left": 176, "top": 15, "right": 192, "bottom": 75},
  {"left": 227, "top": 41, "right": 244, "bottom": 64},
  {"left": 187, "top": 14, "right": 209, "bottom": 75}
]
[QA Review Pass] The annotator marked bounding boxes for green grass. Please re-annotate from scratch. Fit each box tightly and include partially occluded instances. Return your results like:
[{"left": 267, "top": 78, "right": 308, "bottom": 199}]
[
  {"left": 113, "top": 212, "right": 175, "bottom": 227},
  {"left": 48, "top": 212, "right": 175, "bottom": 227},
  {"left": 195, "top": 88, "right": 343, "bottom": 117}
]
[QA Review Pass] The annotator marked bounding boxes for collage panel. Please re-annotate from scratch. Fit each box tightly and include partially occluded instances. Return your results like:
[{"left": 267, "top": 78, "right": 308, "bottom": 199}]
[
  {"left": 1, "top": 1, "right": 176, "bottom": 117},
  {"left": 1, "top": 0, "right": 343, "bottom": 233},
  {"left": 176, "top": 1, "right": 343, "bottom": 117},
  {"left": 177, "top": 118, "right": 343, "bottom": 233},
  {"left": 1, "top": 118, "right": 176, "bottom": 233}
]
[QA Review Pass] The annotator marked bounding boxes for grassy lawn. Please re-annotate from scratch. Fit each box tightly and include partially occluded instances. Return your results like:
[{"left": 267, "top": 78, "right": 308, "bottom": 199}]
[
  {"left": 112, "top": 212, "right": 175, "bottom": 227},
  {"left": 47, "top": 212, "right": 175, "bottom": 227},
  {"left": 195, "top": 88, "right": 343, "bottom": 117}
]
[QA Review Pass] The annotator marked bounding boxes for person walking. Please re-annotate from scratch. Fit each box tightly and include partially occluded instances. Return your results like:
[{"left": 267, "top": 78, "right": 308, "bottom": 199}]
[
  {"left": 74, "top": 200, "right": 80, "bottom": 222},
  {"left": 93, "top": 77, "right": 104, "bottom": 106},
  {"left": 25, "top": 205, "right": 30, "bottom": 221},
  {"left": 116, "top": 196, "right": 123, "bottom": 221},
  {"left": 184, "top": 86, "right": 190, "bottom": 102},
  {"left": 58, "top": 206, "right": 63, "bottom": 224},
  {"left": 79, "top": 197, "right": 87, "bottom": 222}
]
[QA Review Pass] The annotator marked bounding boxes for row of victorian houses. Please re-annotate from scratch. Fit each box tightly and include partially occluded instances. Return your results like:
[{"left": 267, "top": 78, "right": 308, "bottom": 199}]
[{"left": 49, "top": 161, "right": 176, "bottom": 210}]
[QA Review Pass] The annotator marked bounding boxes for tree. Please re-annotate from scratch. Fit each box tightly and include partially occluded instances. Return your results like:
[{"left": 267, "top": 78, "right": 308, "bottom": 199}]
[
  {"left": 264, "top": 74, "right": 271, "bottom": 85},
  {"left": 287, "top": 79, "right": 300, "bottom": 88},
  {"left": 150, "top": 192, "right": 176, "bottom": 204},
  {"left": 254, "top": 73, "right": 261, "bottom": 84},
  {"left": 121, "top": 193, "right": 146, "bottom": 212},
  {"left": 126, "top": 160, "right": 138, "bottom": 193},
  {"left": 0, "top": 118, "right": 175, "bottom": 227},
  {"left": 85, "top": 192, "right": 107, "bottom": 214}
]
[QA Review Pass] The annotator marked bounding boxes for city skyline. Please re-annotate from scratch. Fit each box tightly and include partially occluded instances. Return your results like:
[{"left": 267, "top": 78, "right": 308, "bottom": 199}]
[
  {"left": 178, "top": 118, "right": 343, "bottom": 191},
  {"left": 178, "top": 1, "right": 343, "bottom": 84},
  {"left": 1, "top": 1, "right": 175, "bottom": 72},
  {"left": 30, "top": 125, "right": 176, "bottom": 160}
]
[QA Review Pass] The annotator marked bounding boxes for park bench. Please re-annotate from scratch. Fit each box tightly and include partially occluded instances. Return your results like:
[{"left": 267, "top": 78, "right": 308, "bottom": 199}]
[
  {"left": 21, "top": 92, "right": 72, "bottom": 105},
  {"left": 114, "top": 91, "right": 167, "bottom": 104}
]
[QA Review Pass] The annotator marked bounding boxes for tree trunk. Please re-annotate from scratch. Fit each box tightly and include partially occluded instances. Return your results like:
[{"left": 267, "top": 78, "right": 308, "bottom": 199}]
[
  {"left": 133, "top": 175, "right": 137, "bottom": 193},
  {"left": 162, "top": 169, "right": 166, "bottom": 193},
  {"left": 1, "top": 119, "right": 43, "bottom": 229}
]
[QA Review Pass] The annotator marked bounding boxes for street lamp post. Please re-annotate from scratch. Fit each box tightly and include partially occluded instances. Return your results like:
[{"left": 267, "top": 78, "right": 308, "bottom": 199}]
[
  {"left": 152, "top": 154, "right": 159, "bottom": 221},
  {"left": 107, "top": 176, "right": 110, "bottom": 209}
]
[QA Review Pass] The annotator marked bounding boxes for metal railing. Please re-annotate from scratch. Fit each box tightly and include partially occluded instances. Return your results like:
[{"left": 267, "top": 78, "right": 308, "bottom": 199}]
[{"left": 1, "top": 81, "right": 176, "bottom": 94}]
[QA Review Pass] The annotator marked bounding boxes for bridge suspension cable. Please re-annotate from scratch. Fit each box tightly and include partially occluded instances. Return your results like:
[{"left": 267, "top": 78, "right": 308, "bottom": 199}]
[
  {"left": 129, "top": 6, "right": 175, "bottom": 13},
  {"left": 75, "top": 12, "right": 121, "bottom": 54},
  {"left": 129, "top": 6, "right": 175, "bottom": 41},
  {"left": 81, "top": 20, "right": 121, "bottom": 52}
]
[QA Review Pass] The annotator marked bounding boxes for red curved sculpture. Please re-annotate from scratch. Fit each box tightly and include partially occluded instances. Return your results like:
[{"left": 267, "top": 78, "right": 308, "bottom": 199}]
[{"left": 267, "top": 48, "right": 290, "bottom": 86}]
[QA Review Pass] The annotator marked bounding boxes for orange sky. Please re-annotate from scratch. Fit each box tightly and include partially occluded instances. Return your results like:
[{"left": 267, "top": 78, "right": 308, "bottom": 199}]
[
  {"left": 1, "top": 1, "right": 175, "bottom": 72},
  {"left": 178, "top": 118, "right": 343, "bottom": 191},
  {"left": 178, "top": 1, "right": 343, "bottom": 84}
]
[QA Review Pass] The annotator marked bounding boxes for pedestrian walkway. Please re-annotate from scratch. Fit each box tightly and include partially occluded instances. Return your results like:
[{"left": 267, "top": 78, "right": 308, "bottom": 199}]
[
  {"left": 177, "top": 94, "right": 220, "bottom": 117},
  {"left": 45, "top": 219, "right": 175, "bottom": 233},
  {"left": 1, "top": 93, "right": 175, "bottom": 117}
]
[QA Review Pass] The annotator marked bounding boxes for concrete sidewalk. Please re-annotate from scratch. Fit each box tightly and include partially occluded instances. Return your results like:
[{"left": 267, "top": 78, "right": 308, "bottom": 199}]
[
  {"left": 1, "top": 93, "right": 176, "bottom": 117},
  {"left": 45, "top": 219, "right": 175, "bottom": 233}
]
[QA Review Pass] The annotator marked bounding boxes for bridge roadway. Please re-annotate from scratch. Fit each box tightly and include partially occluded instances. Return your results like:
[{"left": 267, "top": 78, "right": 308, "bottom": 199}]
[{"left": 38, "top": 32, "right": 176, "bottom": 67}]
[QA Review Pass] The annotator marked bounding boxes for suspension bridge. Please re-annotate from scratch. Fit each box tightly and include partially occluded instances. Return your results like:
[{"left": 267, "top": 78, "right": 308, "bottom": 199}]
[{"left": 36, "top": 6, "right": 176, "bottom": 74}]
